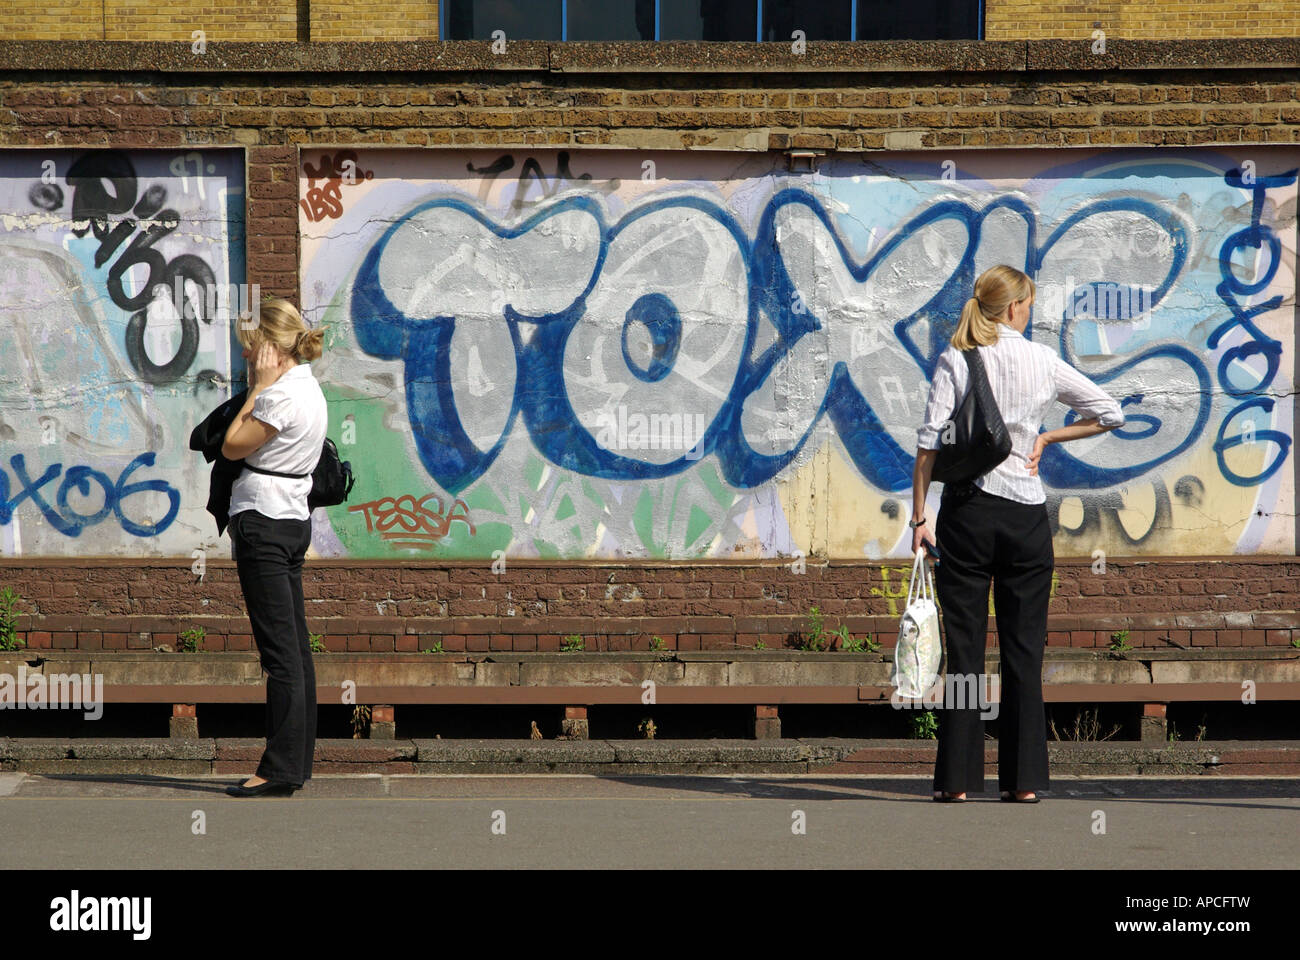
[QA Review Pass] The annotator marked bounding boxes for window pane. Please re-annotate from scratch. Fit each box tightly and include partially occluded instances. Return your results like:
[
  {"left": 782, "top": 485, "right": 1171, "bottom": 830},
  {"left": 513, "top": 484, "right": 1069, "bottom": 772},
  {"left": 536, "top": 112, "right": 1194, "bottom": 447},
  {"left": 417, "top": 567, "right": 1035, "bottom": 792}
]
[
  {"left": 762, "top": 0, "right": 852, "bottom": 41},
  {"left": 660, "top": 0, "right": 758, "bottom": 41},
  {"left": 445, "top": 0, "right": 562, "bottom": 41},
  {"left": 855, "top": 0, "right": 980, "bottom": 40},
  {"left": 568, "top": 0, "right": 657, "bottom": 40}
]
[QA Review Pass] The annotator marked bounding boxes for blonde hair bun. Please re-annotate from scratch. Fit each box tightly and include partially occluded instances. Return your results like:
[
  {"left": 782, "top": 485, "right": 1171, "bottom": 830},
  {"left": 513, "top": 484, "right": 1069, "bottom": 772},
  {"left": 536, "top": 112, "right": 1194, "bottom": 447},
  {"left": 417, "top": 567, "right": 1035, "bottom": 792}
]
[{"left": 235, "top": 297, "right": 325, "bottom": 363}]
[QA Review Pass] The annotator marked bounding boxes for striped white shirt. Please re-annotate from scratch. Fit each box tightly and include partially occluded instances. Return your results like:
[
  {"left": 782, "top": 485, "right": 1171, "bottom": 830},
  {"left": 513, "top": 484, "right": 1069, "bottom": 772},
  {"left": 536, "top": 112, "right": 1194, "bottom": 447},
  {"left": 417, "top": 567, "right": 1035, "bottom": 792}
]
[{"left": 916, "top": 324, "right": 1126, "bottom": 504}]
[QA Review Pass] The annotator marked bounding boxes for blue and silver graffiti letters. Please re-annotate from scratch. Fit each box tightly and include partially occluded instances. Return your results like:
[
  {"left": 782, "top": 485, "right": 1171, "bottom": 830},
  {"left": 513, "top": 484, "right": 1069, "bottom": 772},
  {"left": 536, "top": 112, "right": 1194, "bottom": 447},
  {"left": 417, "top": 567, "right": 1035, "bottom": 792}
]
[
  {"left": 1209, "top": 167, "right": 1297, "bottom": 486},
  {"left": 0, "top": 452, "right": 180, "bottom": 538},
  {"left": 352, "top": 184, "right": 1243, "bottom": 497}
]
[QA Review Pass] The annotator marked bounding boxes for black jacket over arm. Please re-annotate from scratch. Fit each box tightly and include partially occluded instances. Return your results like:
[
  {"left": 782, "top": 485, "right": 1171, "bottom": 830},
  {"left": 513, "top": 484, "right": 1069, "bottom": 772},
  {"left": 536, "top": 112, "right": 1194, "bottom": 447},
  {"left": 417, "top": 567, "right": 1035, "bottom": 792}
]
[{"left": 189, "top": 389, "right": 249, "bottom": 537}]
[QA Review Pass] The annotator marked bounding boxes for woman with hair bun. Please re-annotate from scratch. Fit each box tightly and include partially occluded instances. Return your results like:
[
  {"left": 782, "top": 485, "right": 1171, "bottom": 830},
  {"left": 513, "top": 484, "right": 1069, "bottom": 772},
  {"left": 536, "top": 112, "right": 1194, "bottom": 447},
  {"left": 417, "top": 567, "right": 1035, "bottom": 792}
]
[
  {"left": 911, "top": 265, "right": 1126, "bottom": 803},
  {"left": 220, "top": 297, "right": 328, "bottom": 797}
]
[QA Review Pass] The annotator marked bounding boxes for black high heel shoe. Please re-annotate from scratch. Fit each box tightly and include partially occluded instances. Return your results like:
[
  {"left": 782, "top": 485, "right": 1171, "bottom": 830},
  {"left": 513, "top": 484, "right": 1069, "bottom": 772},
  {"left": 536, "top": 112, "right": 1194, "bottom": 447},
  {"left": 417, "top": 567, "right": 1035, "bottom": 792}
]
[
  {"left": 226, "top": 779, "right": 297, "bottom": 798},
  {"left": 1000, "top": 790, "right": 1041, "bottom": 803}
]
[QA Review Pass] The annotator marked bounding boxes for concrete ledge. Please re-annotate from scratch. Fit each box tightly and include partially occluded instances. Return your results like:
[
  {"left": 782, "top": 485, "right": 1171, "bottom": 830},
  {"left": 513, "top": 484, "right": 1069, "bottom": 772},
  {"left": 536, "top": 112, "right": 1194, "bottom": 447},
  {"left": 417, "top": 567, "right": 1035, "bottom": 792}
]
[
  {"left": 608, "top": 739, "right": 809, "bottom": 763},
  {"left": 15, "top": 610, "right": 1300, "bottom": 642},
  {"left": 3, "top": 650, "right": 1297, "bottom": 706},
  {"left": 412, "top": 739, "right": 618, "bottom": 762},
  {"left": 212, "top": 737, "right": 417, "bottom": 762},
  {"left": 4, "top": 738, "right": 1299, "bottom": 776},
  {"left": 1026, "top": 37, "right": 1300, "bottom": 71},
  {"left": 545, "top": 40, "right": 1026, "bottom": 73},
  {"left": 0, "top": 39, "right": 1296, "bottom": 75},
  {"left": 0, "top": 40, "right": 552, "bottom": 73},
  {"left": 0, "top": 737, "right": 213, "bottom": 760}
]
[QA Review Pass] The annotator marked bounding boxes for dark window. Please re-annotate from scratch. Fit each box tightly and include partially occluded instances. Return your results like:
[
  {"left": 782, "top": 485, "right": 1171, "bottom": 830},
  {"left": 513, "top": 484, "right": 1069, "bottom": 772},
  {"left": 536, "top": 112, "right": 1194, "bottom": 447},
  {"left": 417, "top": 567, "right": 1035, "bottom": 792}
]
[
  {"left": 568, "top": 0, "right": 657, "bottom": 40},
  {"left": 444, "top": 1, "right": 982, "bottom": 42},
  {"left": 445, "top": 0, "right": 563, "bottom": 40},
  {"left": 855, "top": 0, "right": 980, "bottom": 40},
  {"left": 659, "top": 0, "right": 758, "bottom": 41},
  {"left": 762, "top": 1, "right": 852, "bottom": 42}
]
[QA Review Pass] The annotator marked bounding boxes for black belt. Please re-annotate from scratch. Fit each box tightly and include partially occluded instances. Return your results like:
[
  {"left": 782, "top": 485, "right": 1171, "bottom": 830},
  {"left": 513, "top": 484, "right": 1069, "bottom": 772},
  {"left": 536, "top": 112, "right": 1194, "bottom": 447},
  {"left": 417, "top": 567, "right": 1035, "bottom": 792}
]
[{"left": 242, "top": 462, "right": 310, "bottom": 480}]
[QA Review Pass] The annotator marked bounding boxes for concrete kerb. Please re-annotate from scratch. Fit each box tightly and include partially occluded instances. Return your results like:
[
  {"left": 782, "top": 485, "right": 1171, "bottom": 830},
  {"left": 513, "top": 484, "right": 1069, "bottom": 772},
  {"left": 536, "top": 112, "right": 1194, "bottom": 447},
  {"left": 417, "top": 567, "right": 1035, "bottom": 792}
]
[{"left": 4, "top": 738, "right": 1299, "bottom": 777}]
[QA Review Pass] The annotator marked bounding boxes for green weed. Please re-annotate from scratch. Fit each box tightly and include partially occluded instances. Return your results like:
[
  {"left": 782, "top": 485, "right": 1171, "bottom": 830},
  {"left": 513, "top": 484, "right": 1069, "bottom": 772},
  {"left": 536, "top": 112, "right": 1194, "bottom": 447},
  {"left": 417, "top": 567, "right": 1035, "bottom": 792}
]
[
  {"left": 0, "top": 587, "right": 25, "bottom": 652},
  {"left": 909, "top": 711, "right": 939, "bottom": 739},
  {"left": 1109, "top": 629, "right": 1132, "bottom": 655}
]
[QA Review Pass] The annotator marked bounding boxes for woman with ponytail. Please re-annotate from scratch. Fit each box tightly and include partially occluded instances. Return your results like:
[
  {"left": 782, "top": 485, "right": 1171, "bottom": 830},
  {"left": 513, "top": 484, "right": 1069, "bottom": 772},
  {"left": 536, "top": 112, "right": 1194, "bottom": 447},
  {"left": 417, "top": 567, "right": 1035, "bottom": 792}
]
[
  {"left": 220, "top": 297, "right": 328, "bottom": 797},
  {"left": 912, "top": 265, "right": 1126, "bottom": 803}
]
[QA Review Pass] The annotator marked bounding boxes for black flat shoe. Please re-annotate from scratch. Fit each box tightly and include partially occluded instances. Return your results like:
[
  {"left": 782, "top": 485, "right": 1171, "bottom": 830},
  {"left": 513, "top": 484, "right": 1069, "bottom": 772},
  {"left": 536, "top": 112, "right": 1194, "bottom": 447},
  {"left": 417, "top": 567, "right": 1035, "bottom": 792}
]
[
  {"left": 226, "top": 780, "right": 297, "bottom": 798},
  {"left": 1000, "top": 791, "right": 1041, "bottom": 803}
]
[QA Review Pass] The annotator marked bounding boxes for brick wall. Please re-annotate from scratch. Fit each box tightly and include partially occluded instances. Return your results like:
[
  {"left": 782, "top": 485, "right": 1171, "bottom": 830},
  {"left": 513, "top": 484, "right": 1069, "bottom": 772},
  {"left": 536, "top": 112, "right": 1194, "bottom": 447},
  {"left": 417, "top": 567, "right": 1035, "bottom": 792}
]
[
  {"left": 4, "top": 558, "right": 1297, "bottom": 652},
  {"left": 312, "top": 2, "right": 438, "bottom": 41},
  {"left": 0, "top": 1, "right": 301, "bottom": 41},
  {"left": 1, "top": 39, "right": 1298, "bottom": 649},
  {"left": 986, "top": 2, "right": 1300, "bottom": 40},
  {"left": 0, "top": 1, "right": 101, "bottom": 41},
  {"left": 0, "top": 1, "right": 437, "bottom": 41}
]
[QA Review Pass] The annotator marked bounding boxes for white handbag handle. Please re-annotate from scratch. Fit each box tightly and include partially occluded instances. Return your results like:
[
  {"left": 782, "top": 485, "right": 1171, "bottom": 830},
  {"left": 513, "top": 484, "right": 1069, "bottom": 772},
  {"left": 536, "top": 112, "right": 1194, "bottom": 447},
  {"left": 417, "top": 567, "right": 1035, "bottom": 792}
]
[
  {"left": 906, "top": 548, "right": 935, "bottom": 608},
  {"left": 906, "top": 549, "right": 925, "bottom": 608}
]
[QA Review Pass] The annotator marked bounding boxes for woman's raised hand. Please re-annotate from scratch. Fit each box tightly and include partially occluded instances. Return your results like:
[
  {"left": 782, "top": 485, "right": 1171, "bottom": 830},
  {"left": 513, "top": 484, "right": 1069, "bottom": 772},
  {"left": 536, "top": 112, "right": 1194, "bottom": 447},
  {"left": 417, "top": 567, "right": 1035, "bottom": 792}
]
[{"left": 251, "top": 343, "right": 289, "bottom": 392}]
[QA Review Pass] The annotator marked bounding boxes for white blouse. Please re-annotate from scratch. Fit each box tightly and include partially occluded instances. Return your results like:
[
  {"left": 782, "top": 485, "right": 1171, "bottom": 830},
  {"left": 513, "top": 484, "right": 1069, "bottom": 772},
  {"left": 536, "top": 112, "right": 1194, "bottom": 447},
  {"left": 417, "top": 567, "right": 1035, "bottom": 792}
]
[
  {"left": 916, "top": 324, "right": 1126, "bottom": 504},
  {"left": 228, "top": 363, "right": 328, "bottom": 522}
]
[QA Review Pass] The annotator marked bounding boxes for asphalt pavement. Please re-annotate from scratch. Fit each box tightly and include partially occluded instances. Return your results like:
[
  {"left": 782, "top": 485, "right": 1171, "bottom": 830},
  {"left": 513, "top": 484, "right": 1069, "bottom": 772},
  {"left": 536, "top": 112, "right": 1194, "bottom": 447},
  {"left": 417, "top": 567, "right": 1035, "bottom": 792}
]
[{"left": 2, "top": 773, "right": 1296, "bottom": 869}]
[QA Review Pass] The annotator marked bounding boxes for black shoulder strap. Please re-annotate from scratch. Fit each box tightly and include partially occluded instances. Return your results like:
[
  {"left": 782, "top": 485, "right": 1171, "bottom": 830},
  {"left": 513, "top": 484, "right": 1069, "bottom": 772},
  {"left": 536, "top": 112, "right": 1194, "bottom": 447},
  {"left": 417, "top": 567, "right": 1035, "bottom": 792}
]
[
  {"left": 961, "top": 344, "right": 1007, "bottom": 426},
  {"left": 962, "top": 345, "right": 991, "bottom": 384}
]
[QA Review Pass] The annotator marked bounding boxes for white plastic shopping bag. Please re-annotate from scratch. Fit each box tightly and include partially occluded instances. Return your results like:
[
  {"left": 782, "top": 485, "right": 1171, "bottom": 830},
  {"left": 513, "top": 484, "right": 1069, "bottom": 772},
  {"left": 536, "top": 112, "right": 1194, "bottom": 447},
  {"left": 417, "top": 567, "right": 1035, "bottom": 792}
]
[{"left": 891, "top": 550, "right": 943, "bottom": 699}]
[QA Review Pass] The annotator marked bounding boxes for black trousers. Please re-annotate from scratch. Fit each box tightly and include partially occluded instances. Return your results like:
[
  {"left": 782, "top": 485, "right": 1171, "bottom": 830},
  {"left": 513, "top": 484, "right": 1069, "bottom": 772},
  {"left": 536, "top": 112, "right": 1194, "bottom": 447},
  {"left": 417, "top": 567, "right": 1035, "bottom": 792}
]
[
  {"left": 932, "top": 484, "right": 1054, "bottom": 794},
  {"left": 230, "top": 508, "right": 316, "bottom": 786}
]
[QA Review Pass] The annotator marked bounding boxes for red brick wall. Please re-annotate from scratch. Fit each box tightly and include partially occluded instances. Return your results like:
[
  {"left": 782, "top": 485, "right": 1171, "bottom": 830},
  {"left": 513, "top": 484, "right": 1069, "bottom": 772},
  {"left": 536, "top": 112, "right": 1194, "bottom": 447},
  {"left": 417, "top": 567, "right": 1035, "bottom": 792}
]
[
  {"left": 1, "top": 41, "right": 1298, "bottom": 650},
  {"left": 3, "top": 558, "right": 1297, "bottom": 652}
]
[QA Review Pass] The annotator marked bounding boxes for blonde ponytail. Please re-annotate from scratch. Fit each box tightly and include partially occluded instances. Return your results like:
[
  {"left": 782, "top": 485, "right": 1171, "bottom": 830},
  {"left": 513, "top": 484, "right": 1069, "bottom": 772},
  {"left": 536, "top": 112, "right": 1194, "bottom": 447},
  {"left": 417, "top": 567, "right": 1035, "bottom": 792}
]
[{"left": 951, "top": 265, "right": 1036, "bottom": 350}]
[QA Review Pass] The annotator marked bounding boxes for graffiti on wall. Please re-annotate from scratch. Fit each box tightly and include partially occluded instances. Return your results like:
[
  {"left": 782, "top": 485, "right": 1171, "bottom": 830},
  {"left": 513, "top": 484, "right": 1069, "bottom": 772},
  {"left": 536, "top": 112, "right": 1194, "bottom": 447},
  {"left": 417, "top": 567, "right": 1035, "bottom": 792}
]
[
  {"left": 300, "top": 147, "right": 1297, "bottom": 560},
  {"left": 0, "top": 149, "right": 245, "bottom": 556},
  {"left": 2, "top": 145, "right": 1287, "bottom": 560}
]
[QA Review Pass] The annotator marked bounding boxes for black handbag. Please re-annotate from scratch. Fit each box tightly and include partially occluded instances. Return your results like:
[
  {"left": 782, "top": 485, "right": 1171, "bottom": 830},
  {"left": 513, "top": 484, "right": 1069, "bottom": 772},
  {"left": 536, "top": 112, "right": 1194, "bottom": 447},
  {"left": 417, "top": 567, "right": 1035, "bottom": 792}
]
[
  {"left": 931, "top": 347, "right": 1013, "bottom": 486},
  {"left": 242, "top": 436, "right": 356, "bottom": 510}
]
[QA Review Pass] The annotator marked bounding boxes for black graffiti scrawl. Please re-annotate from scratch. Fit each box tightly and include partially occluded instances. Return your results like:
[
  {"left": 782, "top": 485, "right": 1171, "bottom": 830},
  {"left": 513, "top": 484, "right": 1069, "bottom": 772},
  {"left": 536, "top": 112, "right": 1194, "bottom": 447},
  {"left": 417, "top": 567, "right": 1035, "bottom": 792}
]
[
  {"left": 62, "top": 150, "right": 218, "bottom": 384},
  {"left": 1, "top": 148, "right": 245, "bottom": 555}
]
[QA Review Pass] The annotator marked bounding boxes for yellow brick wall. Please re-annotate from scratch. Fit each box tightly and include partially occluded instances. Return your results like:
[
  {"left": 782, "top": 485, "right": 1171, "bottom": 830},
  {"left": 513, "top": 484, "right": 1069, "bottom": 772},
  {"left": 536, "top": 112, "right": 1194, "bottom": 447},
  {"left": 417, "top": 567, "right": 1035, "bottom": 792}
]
[
  {"left": 986, "top": 1, "right": 1300, "bottom": 39},
  {"left": 0, "top": 0, "right": 102, "bottom": 40},
  {"left": 0, "top": 0, "right": 300, "bottom": 40},
  {"left": 312, "top": 2, "right": 438, "bottom": 40},
  {"left": 0, "top": 0, "right": 438, "bottom": 40},
  {"left": 105, "top": 0, "right": 300, "bottom": 40}
]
